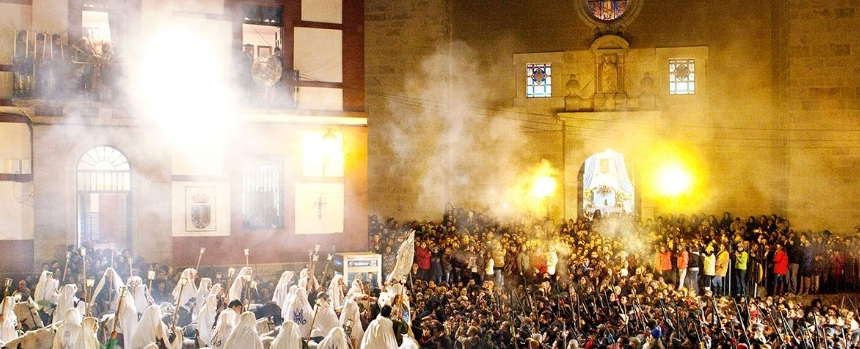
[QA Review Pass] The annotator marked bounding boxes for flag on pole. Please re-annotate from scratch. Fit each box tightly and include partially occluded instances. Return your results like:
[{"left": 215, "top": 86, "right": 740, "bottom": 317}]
[{"left": 390, "top": 230, "right": 415, "bottom": 283}]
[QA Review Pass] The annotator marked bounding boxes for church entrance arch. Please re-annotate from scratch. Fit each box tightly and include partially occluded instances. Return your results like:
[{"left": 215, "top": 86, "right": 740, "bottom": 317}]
[
  {"left": 76, "top": 146, "right": 131, "bottom": 250},
  {"left": 577, "top": 150, "right": 635, "bottom": 217}
]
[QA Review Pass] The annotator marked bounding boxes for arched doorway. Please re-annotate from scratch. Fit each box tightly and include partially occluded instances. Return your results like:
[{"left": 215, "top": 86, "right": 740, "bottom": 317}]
[
  {"left": 578, "top": 150, "right": 635, "bottom": 216},
  {"left": 76, "top": 146, "right": 131, "bottom": 250}
]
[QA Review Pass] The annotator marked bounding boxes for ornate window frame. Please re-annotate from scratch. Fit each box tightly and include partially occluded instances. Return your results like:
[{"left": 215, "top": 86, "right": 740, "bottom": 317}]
[{"left": 575, "top": 0, "right": 644, "bottom": 35}]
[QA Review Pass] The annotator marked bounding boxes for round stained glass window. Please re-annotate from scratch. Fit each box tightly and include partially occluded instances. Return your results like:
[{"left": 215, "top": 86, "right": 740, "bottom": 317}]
[{"left": 587, "top": 0, "right": 629, "bottom": 21}]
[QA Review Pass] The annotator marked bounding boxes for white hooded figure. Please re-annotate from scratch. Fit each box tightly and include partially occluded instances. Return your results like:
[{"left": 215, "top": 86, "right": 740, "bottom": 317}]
[
  {"left": 92, "top": 267, "right": 125, "bottom": 313},
  {"left": 270, "top": 320, "right": 304, "bottom": 349},
  {"left": 53, "top": 308, "right": 83, "bottom": 349},
  {"left": 346, "top": 278, "right": 364, "bottom": 301},
  {"left": 339, "top": 299, "right": 365, "bottom": 346},
  {"left": 272, "top": 271, "right": 295, "bottom": 308},
  {"left": 283, "top": 287, "right": 313, "bottom": 339},
  {"left": 128, "top": 276, "right": 152, "bottom": 317},
  {"left": 196, "top": 277, "right": 211, "bottom": 311},
  {"left": 116, "top": 288, "right": 140, "bottom": 349},
  {"left": 34, "top": 270, "right": 60, "bottom": 305},
  {"left": 360, "top": 313, "right": 398, "bottom": 349},
  {"left": 327, "top": 274, "right": 346, "bottom": 310},
  {"left": 76, "top": 316, "right": 101, "bottom": 349},
  {"left": 209, "top": 283, "right": 224, "bottom": 298},
  {"left": 130, "top": 305, "right": 171, "bottom": 349},
  {"left": 224, "top": 312, "right": 264, "bottom": 349},
  {"left": 54, "top": 284, "right": 85, "bottom": 324},
  {"left": 546, "top": 247, "right": 559, "bottom": 276},
  {"left": 210, "top": 301, "right": 241, "bottom": 349},
  {"left": 172, "top": 268, "right": 198, "bottom": 312},
  {"left": 310, "top": 293, "right": 339, "bottom": 339},
  {"left": 0, "top": 296, "right": 18, "bottom": 343},
  {"left": 317, "top": 327, "right": 350, "bottom": 349},
  {"left": 197, "top": 294, "right": 219, "bottom": 345},
  {"left": 228, "top": 267, "right": 252, "bottom": 302}
]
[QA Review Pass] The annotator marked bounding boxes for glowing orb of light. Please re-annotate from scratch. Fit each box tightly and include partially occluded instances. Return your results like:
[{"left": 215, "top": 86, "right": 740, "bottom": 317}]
[
  {"left": 656, "top": 163, "right": 692, "bottom": 196},
  {"left": 532, "top": 175, "right": 556, "bottom": 198}
]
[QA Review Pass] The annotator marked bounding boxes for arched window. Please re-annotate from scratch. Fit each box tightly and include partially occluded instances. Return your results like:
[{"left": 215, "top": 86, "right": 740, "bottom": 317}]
[{"left": 76, "top": 146, "right": 131, "bottom": 248}]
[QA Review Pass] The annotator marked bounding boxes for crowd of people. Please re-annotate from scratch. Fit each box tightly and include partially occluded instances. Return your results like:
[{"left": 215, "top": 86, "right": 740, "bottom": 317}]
[{"left": 1, "top": 207, "right": 860, "bottom": 349}]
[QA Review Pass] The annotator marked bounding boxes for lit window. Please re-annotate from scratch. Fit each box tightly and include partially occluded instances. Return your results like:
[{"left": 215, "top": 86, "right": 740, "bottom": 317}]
[
  {"left": 527, "top": 63, "right": 552, "bottom": 98},
  {"left": 242, "top": 156, "right": 284, "bottom": 229},
  {"left": 669, "top": 59, "right": 695, "bottom": 95},
  {"left": 587, "top": 0, "right": 629, "bottom": 21}
]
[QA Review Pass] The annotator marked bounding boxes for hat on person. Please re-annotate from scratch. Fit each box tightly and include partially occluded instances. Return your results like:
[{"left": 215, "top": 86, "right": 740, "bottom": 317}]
[{"left": 650, "top": 328, "right": 662, "bottom": 339}]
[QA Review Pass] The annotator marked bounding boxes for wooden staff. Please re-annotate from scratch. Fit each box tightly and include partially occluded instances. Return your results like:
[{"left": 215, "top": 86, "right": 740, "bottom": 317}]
[
  {"left": 196, "top": 247, "right": 206, "bottom": 272},
  {"left": 244, "top": 249, "right": 249, "bottom": 268},
  {"left": 147, "top": 270, "right": 156, "bottom": 306},
  {"left": 107, "top": 287, "right": 126, "bottom": 349},
  {"left": 172, "top": 277, "right": 187, "bottom": 329},
  {"left": 61, "top": 252, "right": 71, "bottom": 285}
]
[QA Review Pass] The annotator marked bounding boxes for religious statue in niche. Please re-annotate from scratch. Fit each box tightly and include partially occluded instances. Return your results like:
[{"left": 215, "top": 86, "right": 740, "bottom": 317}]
[{"left": 600, "top": 54, "right": 619, "bottom": 94}]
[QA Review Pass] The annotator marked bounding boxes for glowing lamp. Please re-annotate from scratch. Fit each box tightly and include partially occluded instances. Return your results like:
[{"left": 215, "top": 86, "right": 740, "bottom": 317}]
[
  {"left": 200, "top": 247, "right": 206, "bottom": 254},
  {"left": 243, "top": 274, "right": 252, "bottom": 282},
  {"left": 216, "top": 272, "right": 222, "bottom": 279},
  {"left": 180, "top": 277, "right": 188, "bottom": 286},
  {"left": 80, "top": 247, "right": 87, "bottom": 257},
  {"left": 4, "top": 278, "right": 11, "bottom": 288},
  {"left": 228, "top": 267, "right": 235, "bottom": 278},
  {"left": 86, "top": 276, "right": 95, "bottom": 288},
  {"left": 244, "top": 249, "right": 249, "bottom": 256},
  {"left": 147, "top": 271, "right": 156, "bottom": 280}
]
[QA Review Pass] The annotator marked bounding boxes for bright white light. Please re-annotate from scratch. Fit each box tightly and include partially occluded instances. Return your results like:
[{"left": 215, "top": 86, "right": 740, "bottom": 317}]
[
  {"left": 532, "top": 176, "right": 556, "bottom": 198},
  {"left": 656, "top": 163, "right": 692, "bottom": 196}
]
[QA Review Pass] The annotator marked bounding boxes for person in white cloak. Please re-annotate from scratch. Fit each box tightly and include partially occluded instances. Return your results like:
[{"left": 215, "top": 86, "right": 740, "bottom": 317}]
[
  {"left": 172, "top": 268, "right": 199, "bottom": 313},
  {"left": 0, "top": 296, "right": 18, "bottom": 344},
  {"left": 360, "top": 305, "right": 398, "bottom": 349},
  {"left": 345, "top": 277, "right": 364, "bottom": 300},
  {"left": 280, "top": 285, "right": 298, "bottom": 321},
  {"left": 210, "top": 299, "right": 243, "bottom": 349},
  {"left": 131, "top": 305, "right": 177, "bottom": 349},
  {"left": 272, "top": 271, "right": 295, "bottom": 308},
  {"left": 283, "top": 287, "right": 313, "bottom": 340},
  {"left": 91, "top": 267, "right": 125, "bottom": 315},
  {"left": 327, "top": 274, "right": 346, "bottom": 310},
  {"left": 76, "top": 316, "right": 101, "bottom": 349},
  {"left": 223, "top": 311, "right": 264, "bottom": 349},
  {"left": 339, "top": 298, "right": 365, "bottom": 346},
  {"left": 128, "top": 276, "right": 153, "bottom": 317},
  {"left": 52, "top": 308, "right": 83, "bottom": 349},
  {"left": 196, "top": 277, "right": 211, "bottom": 312},
  {"left": 53, "top": 283, "right": 86, "bottom": 324},
  {"left": 317, "top": 327, "right": 350, "bottom": 349},
  {"left": 197, "top": 294, "right": 219, "bottom": 345},
  {"left": 228, "top": 267, "right": 252, "bottom": 303},
  {"left": 270, "top": 320, "right": 304, "bottom": 349},
  {"left": 310, "top": 292, "right": 339, "bottom": 341},
  {"left": 33, "top": 270, "right": 60, "bottom": 307},
  {"left": 116, "top": 287, "right": 139, "bottom": 349},
  {"left": 209, "top": 283, "right": 224, "bottom": 298}
]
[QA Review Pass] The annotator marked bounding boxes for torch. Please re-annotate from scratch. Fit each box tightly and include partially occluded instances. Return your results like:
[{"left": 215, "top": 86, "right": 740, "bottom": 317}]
[
  {"left": 244, "top": 249, "right": 249, "bottom": 267},
  {"left": 196, "top": 247, "right": 206, "bottom": 272},
  {"left": 85, "top": 276, "right": 95, "bottom": 317},
  {"left": 172, "top": 277, "right": 187, "bottom": 329},
  {"left": 61, "top": 251, "right": 71, "bottom": 285},
  {"left": 147, "top": 270, "right": 156, "bottom": 305}
]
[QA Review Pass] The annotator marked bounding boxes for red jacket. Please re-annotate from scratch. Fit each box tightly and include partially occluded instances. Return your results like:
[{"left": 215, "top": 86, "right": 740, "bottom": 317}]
[
  {"left": 415, "top": 246, "right": 431, "bottom": 270},
  {"left": 773, "top": 249, "right": 788, "bottom": 275}
]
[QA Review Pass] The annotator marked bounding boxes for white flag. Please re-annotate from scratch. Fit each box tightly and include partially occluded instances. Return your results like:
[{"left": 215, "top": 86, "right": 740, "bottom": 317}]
[{"left": 390, "top": 230, "right": 415, "bottom": 283}]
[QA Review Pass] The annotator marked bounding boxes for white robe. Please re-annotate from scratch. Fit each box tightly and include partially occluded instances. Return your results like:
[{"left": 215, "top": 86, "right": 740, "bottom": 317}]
[
  {"left": 54, "top": 284, "right": 85, "bottom": 324},
  {"left": 117, "top": 289, "right": 140, "bottom": 349},
  {"left": 311, "top": 299, "right": 339, "bottom": 339},
  {"left": 196, "top": 277, "right": 211, "bottom": 312},
  {"left": 172, "top": 268, "right": 198, "bottom": 311},
  {"left": 283, "top": 288, "right": 313, "bottom": 338},
  {"left": 34, "top": 270, "right": 60, "bottom": 305},
  {"left": 76, "top": 317, "right": 102, "bottom": 349},
  {"left": 0, "top": 296, "right": 18, "bottom": 343},
  {"left": 228, "top": 267, "right": 253, "bottom": 302},
  {"left": 197, "top": 294, "right": 219, "bottom": 345},
  {"left": 317, "top": 327, "right": 350, "bottom": 349},
  {"left": 92, "top": 268, "right": 125, "bottom": 313},
  {"left": 129, "top": 282, "right": 151, "bottom": 317},
  {"left": 270, "top": 321, "right": 304, "bottom": 349},
  {"left": 224, "top": 312, "right": 264, "bottom": 349},
  {"left": 209, "top": 283, "right": 224, "bottom": 298},
  {"left": 360, "top": 315, "right": 397, "bottom": 349},
  {"left": 131, "top": 305, "right": 169, "bottom": 349},
  {"left": 328, "top": 275, "right": 345, "bottom": 309},
  {"left": 211, "top": 308, "right": 239, "bottom": 349},
  {"left": 272, "top": 271, "right": 295, "bottom": 308},
  {"left": 339, "top": 299, "right": 365, "bottom": 345},
  {"left": 52, "top": 308, "right": 83, "bottom": 349}
]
